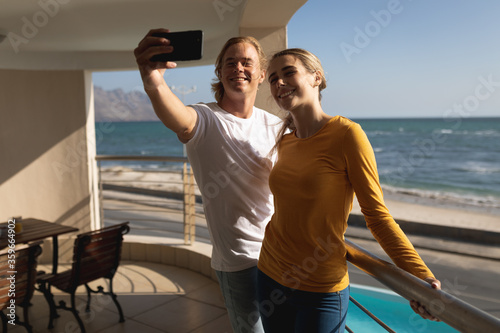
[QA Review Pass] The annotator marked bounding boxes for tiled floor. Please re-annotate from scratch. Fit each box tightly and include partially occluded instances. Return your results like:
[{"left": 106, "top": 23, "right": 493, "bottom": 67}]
[{"left": 8, "top": 261, "right": 232, "bottom": 333}]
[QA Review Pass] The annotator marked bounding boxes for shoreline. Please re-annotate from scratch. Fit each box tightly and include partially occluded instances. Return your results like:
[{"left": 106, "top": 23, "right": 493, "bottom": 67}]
[
  {"left": 351, "top": 197, "right": 500, "bottom": 233},
  {"left": 100, "top": 167, "right": 500, "bottom": 233}
]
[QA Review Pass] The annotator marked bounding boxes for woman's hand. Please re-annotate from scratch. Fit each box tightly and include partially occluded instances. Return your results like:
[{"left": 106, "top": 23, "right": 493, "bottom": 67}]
[
  {"left": 410, "top": 277, "right": 441, "bottom": 321},
  {"left": 133, "top": 28, "right": 177, "bottom": 91}
]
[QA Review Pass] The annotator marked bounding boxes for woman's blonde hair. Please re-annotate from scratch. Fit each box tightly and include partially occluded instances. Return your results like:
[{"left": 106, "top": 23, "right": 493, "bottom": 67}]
[
  {"left": 211, "top": 36, "right": 267, "bottom": 103},
  {"left": 270, "top": 48, "right": 327, "bottom": 154}
]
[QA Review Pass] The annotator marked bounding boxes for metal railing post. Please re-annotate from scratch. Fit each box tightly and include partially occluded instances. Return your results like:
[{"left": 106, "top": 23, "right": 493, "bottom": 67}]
[
  {"left": 98, "top": 160, "right": 104, "bottom": 229},
  {"left": 188, "top": 165, "right": 196, "bottom": 243},
  {"left": 183, "top": 162, "right": 191, "bottom": 245}
]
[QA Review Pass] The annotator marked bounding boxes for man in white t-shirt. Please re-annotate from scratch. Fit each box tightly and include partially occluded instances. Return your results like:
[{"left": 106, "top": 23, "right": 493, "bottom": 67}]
[{"left": 135, "top": 30, "right": 281, "bottom": 333}]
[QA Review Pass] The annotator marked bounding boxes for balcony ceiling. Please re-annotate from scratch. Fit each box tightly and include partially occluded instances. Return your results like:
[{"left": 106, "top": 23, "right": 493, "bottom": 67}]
[{"left": 0, "top": 0, "right": 307, "bottom": 71}]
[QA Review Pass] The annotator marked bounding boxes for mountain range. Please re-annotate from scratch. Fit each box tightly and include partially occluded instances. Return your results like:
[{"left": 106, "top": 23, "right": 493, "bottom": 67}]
[{"left": 94, "top": 86, "right": 158, "bottom": 122}]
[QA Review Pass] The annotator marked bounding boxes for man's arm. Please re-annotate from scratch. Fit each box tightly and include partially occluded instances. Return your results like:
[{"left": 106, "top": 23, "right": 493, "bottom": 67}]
[{"left": 134, "top": 28, "right": 198, "bottom": 142}]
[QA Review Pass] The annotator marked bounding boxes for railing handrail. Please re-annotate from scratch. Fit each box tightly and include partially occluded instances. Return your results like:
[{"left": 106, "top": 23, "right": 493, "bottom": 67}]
[
  {"left": 96, "top": 154, "right": 197, "bottom": 245},
  {"left": 96, "top": 154, "right": 189, "bottom": 163},
  {"left": 346, "top": 239, "right": 500, "bottom": 333}
]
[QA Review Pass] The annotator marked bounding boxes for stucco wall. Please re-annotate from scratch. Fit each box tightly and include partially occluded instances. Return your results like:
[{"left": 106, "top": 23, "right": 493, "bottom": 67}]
[{"left": 0, "top": 69, "right": 98, "bottom": 261}]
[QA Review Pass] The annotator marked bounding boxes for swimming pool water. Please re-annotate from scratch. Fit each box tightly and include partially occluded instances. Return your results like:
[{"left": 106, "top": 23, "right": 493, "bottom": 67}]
[{"left": 347, "top": 284, "right": 459, "bottom": 332}]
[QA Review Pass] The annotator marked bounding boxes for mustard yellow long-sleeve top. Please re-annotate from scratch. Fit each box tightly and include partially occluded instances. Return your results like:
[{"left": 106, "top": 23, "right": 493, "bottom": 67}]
[{"left": 258, "top": 116, "right": 434, "bottom": 293}]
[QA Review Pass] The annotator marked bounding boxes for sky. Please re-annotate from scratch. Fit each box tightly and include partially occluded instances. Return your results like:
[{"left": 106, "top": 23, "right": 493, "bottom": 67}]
[{"left": 93, "top": 0, "right": 500, "bottom": 119}]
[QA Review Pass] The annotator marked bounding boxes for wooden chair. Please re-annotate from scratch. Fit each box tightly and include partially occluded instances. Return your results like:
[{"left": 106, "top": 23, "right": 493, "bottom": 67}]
[
  {"left": 37, "top": 222, "right": 130, "bottom": 333},
  {"left": 0, "top": 241, "right": 43, "bottom": 333}
]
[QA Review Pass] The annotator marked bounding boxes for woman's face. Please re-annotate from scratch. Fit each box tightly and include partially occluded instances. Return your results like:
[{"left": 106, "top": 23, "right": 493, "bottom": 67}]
[{"left": 267, "top": 55, "right": 319, "bottom": 112}]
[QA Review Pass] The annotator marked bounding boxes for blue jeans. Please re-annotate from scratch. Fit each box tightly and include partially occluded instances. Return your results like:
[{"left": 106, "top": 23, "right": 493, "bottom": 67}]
[
  {"left": 216, "top": 266, "right": 264, "bottom": 333},
  {"left": 257, "top": 269, "right": 349, "bottom": 333}
]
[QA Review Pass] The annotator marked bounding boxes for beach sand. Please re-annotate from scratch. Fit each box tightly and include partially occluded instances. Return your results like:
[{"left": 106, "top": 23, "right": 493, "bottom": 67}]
[
  {"left": 100, "top": 166, "right": 201, "bottom": 196},
  {"left": 101, "top": 167, "right": 500, "bottom": 233},
  {"left": 352, "top": 197, "right": 500, "bottom": 233}
]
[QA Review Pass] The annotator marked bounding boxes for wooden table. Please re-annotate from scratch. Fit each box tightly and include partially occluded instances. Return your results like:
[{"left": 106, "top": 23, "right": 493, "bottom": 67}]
[{"left": 0, "top": 218, "right": 78, "bottom": 274}]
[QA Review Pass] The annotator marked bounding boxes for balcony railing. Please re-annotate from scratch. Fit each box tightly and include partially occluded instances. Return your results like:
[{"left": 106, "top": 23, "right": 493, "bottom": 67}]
[
  {"left": 95, "top": 155, "right": 201, "bottom": 245},
  {"left": 95, "top": 155, "right": 500, "bottom": 333},
  {"left": 346, "top": 239, "right": 500, "bottom": 332}
]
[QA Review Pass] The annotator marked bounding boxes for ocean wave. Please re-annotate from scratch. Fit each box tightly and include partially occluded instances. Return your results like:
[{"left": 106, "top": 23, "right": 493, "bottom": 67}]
[
  {"left": 436, "top": 129, "right": 453, "bottom": 134},
  {"left": 433, "top": 129, "right": 500, "bottom": 137},
  {"left": 366, "top": 130, "right": 393, "bottom": 136},
  {"left": 453, "top": 162, "right": 500, "bottom": 174},
  {"left": 473, "top": 130, "right": 500, "bottom": 137}
]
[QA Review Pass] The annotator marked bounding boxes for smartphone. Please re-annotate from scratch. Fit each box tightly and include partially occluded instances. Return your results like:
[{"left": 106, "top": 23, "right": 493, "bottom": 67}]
[{"left": 150, "top": 30, "right": 203, "bottom": 62}]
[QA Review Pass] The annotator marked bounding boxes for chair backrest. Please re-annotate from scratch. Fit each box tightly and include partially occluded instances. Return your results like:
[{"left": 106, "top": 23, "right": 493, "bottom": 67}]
[
  {"left": 69, "top": 222, "right": 130, "bottom": 290},
  {"left": 0, "top": 242, "right": 42, "bottom": 311}
]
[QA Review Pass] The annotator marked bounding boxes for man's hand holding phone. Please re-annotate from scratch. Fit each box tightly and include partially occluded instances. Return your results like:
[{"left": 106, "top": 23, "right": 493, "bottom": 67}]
[
  {"left": 134, "top": 29, "right": 203, "bottom": 91},
  {"left": 150, "top": 30, "right": 203, "bottom": 62},
  {"left": 134, "top": 29, "right": 176, "bottom": 91},
  {"left": 133, "top": 29, "right": 200, "bottom": 140}
]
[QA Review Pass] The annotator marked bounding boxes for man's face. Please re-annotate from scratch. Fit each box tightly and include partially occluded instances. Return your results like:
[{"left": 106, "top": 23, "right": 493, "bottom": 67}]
[{"left": 219, "top": 43, "right": 265, "bottom": 98}]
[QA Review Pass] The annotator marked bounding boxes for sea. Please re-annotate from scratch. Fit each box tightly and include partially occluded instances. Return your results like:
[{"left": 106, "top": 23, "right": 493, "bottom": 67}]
[{"left": 95, "top": 117, "right": 500, "bottom": 215}]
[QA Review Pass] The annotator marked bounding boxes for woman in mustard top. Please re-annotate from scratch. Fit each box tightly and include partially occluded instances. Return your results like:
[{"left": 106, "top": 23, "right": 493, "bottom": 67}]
[{"left": 257, "top": 48, "right": 441, "bottom": 332}]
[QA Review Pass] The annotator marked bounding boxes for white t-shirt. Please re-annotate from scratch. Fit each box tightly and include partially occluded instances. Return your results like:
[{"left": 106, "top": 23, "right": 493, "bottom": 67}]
[{"left": 186, "top": 102, "right": 282, "bottom": 272}]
